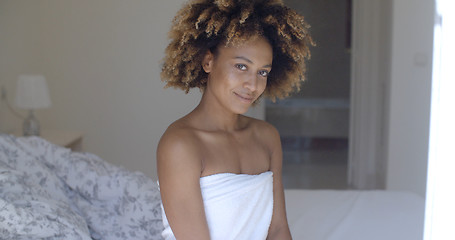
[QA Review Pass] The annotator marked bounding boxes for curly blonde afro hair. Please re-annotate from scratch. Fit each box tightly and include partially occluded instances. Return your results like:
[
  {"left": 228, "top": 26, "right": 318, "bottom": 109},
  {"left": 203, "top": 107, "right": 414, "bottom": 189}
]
[{"left": 161, "top": 0, "right": 314, "bottom": 100}]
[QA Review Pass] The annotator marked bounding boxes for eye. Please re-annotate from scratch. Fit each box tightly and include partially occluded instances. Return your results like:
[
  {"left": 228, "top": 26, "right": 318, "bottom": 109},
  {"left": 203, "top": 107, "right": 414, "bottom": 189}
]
[
  {"left": 235, "top": 64, "right": 247, "bottom": 71},
  {"left": 258, "top": 70, "right": 269, "bottom": 77}
]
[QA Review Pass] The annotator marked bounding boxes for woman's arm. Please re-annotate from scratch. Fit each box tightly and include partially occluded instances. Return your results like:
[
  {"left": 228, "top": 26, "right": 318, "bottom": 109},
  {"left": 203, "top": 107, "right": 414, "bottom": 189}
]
[
  {"left": 265, "top": 125, "right": 292, "bottom": 240},
  {"left": 157, "top": 128, "right": 211, "bottom": 240}
]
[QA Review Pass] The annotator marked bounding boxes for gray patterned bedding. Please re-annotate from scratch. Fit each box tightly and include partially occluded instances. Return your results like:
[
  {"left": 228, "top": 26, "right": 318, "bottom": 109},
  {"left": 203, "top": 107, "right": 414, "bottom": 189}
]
[{"left": 0, "top": 134, "right": 164, "bottom": 240}]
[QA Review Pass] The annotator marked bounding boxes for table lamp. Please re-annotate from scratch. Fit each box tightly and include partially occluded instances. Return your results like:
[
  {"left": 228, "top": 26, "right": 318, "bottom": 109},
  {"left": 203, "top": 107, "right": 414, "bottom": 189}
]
[{"left": 15, "top": 74, "right": 51, "bottom": 136}]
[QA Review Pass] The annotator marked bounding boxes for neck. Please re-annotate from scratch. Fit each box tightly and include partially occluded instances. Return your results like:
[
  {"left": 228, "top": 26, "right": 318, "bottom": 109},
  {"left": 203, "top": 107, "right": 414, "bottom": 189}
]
[{"left": 192, "top": 91, "right": 243, "bottom": 132}]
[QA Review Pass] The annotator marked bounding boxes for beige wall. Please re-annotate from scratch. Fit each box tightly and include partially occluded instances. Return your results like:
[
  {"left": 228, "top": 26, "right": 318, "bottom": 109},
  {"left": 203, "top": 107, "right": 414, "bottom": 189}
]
[
  {"left": 0, "top": 0, "right": 44, "bottom": 131},
  {"left": 0, "top": 0, "right": 264, "bottom": 180},
  {"left": 0, "top": 0, "right": 201, "bottom": 180}
]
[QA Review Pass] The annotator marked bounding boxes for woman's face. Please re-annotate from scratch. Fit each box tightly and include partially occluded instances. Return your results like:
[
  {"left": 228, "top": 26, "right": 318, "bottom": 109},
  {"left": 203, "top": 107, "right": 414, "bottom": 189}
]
[{"left": 203, "top": 37, "right": 273, "bottom": 114}]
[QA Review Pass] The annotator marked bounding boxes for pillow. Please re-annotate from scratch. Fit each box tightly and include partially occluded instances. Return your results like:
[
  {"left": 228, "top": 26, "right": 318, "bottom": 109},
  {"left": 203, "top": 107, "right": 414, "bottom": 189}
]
[
  {"left": 1, "top": 134, "right": 164, "bottom": 240},
  {"left": 58, "top": 151, "right": 164, "bottom": 240},
  {"left": 0, "top": 134, "right": 92, "bottom": 239}
]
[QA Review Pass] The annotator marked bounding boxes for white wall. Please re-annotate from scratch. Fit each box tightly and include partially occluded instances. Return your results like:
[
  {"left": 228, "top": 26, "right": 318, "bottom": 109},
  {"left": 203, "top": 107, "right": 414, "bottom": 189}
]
[{"left": 386, "top": 0, "right": 434, "bottom": 197}]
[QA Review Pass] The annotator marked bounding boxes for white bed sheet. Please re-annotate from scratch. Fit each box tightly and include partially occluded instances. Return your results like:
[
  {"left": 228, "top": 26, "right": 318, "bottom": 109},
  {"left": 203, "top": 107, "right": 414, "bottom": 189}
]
[{"left": 284, "top": 190, "right": 425, "bottom": 240}]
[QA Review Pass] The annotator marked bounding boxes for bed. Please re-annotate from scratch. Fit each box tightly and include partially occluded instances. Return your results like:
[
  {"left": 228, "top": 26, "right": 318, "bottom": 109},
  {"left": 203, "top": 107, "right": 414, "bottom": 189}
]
[
  {"left": 0, "top": 134, "right": 424, "bottom": 239},
  {"left": 0, "top": 134, "right": 163, "bottom": 240},
  {"left": 285, "top": 190, "right": 424, "bottom": 240}
]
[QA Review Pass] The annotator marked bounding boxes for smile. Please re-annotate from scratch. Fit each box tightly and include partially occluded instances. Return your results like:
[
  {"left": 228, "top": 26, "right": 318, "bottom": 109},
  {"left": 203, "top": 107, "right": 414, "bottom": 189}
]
[{"left": 234, "top": 92, "right": 254, "bottom": 103}]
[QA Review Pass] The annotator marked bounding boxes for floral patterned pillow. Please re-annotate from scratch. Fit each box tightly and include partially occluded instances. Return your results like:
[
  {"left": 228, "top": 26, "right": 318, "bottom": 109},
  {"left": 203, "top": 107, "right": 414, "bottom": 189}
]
[
  {"left": 59, "top": 151, "right": 164, "bottom": 240},
  {"left": 0, "top": 134, "right": 164, "bottom": 240},
  {"left": 0, "top": 135, "right": 91, "bottom": 239}
]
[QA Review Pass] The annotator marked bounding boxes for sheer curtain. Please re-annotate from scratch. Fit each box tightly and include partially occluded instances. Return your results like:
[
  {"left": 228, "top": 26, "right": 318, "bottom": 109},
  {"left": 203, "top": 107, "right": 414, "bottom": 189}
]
[
  {"left": 424, "top": 0, "right": 455, "bottom": 239},
  {"left": 348, "top": 0, "right": 391, "bottom": 190}
]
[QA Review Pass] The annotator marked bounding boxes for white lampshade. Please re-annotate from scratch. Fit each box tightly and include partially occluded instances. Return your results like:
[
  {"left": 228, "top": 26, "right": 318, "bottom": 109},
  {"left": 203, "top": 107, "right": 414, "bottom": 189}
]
[{"left": 15, "top": 74, "right": 51, "bottom": 109}]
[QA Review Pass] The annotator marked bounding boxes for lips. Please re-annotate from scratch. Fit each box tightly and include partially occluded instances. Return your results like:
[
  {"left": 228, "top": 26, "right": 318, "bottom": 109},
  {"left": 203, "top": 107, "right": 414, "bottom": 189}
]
[{"left": 234, "top": 92, "right": 254, "bottom": 103}]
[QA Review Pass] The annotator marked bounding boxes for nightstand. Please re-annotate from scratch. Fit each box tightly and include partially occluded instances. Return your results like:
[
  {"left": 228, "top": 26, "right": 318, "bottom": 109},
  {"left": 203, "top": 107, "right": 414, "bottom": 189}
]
[{"left": 12, "top": 129, "right": 83, "bottom": 151}]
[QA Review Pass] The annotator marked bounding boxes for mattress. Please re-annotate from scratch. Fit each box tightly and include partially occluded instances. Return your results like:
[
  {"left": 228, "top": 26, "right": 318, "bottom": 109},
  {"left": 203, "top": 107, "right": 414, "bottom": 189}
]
[{"left": 284, "top": 189, "right": 425, "bottom": 240}]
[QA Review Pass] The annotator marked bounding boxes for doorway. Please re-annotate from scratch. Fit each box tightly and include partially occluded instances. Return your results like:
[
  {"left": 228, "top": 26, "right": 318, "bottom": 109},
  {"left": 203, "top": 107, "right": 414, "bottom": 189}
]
[{"left": 266, "top": 0, "right": 352, "bottom": 189}]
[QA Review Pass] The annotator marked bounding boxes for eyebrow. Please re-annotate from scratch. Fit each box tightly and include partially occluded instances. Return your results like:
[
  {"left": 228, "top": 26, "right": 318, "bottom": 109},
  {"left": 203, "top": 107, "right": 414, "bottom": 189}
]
[{"left": 234, "top": 56, "right": 272, "bottom": 68}]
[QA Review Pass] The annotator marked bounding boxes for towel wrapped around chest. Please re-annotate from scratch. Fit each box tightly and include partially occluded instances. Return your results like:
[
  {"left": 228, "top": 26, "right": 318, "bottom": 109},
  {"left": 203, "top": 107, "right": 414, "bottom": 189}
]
[{"left": 161, "top": 171, "right": 274, "bottom": 240}]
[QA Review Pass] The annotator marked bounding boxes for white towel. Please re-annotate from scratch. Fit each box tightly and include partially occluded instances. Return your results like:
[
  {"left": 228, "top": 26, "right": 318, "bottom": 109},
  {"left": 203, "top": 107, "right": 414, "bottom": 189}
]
[{"left": 161, "top": 171, "right": 274, "bottom": 240}]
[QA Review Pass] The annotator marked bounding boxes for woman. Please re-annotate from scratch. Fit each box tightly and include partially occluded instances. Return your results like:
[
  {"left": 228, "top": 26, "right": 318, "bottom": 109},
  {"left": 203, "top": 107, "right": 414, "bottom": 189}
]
[{"left": 157, "top": 0, "right": 313, "bottom": 239}]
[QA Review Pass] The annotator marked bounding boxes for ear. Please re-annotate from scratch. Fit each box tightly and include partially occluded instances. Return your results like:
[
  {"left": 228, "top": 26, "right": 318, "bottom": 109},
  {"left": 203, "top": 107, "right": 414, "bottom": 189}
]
[{"left": 202, "top": 50, "right": 214, "bottom": 73}]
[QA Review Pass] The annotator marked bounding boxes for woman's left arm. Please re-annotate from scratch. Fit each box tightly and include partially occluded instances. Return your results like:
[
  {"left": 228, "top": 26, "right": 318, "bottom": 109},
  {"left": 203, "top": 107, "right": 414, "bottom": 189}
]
[{"left": 266, "top": 125, "right": 292, "bottom": 240}]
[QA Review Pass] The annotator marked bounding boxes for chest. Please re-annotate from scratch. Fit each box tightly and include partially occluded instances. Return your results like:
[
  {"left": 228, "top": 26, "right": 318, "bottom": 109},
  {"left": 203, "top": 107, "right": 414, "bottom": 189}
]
[{"left": 198, "top": 131, "right": 270, "bottom": 175}]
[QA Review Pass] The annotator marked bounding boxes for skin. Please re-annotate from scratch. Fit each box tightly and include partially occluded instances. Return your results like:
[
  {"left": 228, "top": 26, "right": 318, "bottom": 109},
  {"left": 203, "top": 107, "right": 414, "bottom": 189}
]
[{"left": 157, "top": 36, "right": 292, "bottom": 240}]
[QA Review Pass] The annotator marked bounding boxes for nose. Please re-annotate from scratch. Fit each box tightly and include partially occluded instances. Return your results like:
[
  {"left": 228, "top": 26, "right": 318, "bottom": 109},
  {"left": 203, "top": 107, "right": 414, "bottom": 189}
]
[{"left": 243, "top": 72, "right": 258, "bottom": 92}]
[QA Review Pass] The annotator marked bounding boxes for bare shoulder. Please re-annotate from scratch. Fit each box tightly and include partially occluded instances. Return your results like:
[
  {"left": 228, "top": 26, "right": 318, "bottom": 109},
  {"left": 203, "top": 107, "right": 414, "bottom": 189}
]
[
  {"left": 241, "top": 115, "right": 281, "bottom": 151},
  {"left": 159, "top": 119, "right": 199, "bottom": 146},
  {"left": 157, "top": 118, "right": 203, "bottom": 178},
  {"left": 242, "top": 116, "right": 280, "bottom": 139},
  {"left": 157, "top": 118, "right": 211, "bottom": 238},
  {"left": 159, "top": 120, "right": 197, "bottom": 153}
]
